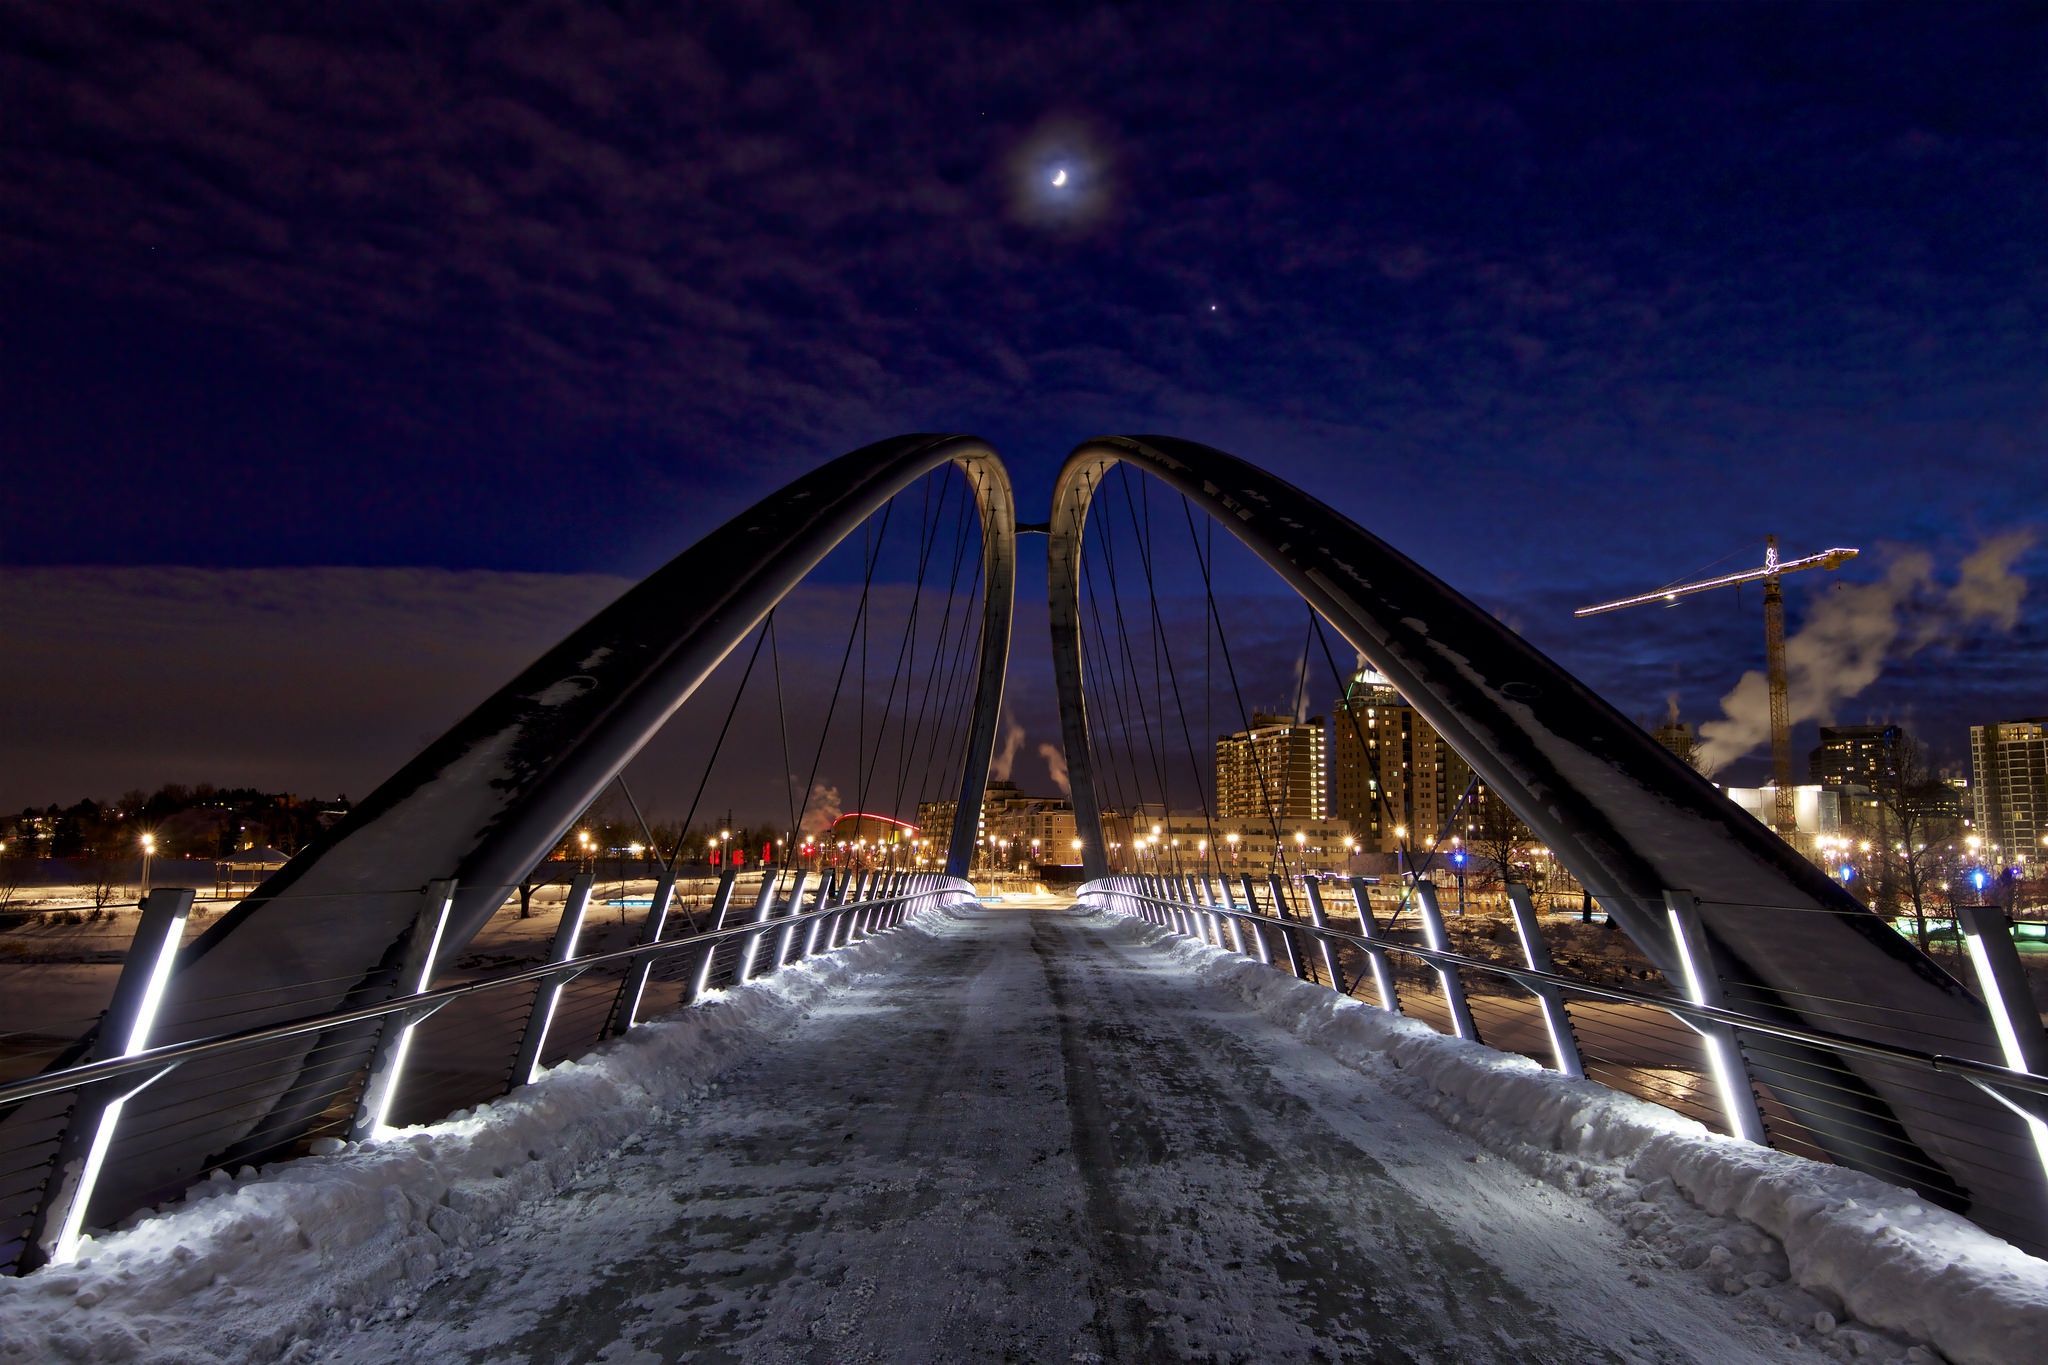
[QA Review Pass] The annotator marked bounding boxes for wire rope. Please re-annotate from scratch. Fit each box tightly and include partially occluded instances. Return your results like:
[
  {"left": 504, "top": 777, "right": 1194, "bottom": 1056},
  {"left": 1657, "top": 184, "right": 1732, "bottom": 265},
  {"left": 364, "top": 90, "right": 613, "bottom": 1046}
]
[
  {"left": 790, "top": 497, "right": 896, "bottom": 851},
  {"left": 1116, "top": 468, "right": 1218, "bottom": 881},
  {"left": 663, "top": 615, "right": 771, "bottom": 875}
]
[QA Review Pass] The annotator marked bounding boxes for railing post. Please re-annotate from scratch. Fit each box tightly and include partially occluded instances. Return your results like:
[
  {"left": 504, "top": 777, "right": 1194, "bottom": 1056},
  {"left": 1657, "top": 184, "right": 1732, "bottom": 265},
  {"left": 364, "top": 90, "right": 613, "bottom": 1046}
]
[
  {"left": 610, "top": 871, "right": 677, "bottom": 1035},
  {"left": 845, "top": 871, "right": 869, "bottom": 940},
  {"left": 816, "top": 868, "right": 841, "bottom": 948},
  {"left": 1216, "top": 875, "right": 1246, "bottom": 954},
  {"left": 25, "top": 886, "right": 194, "bottom": 1270},
  {"left": 801, "top": 872, "right": 832, "bottom": 959},
  {"left": 1190, "top": 873, "right": 1216, "bottom": 945},
  {"left": 1663, "top": 889, "right": 1767, "bottom": 1144},
  {"left": 1301, "top": 877, "right": 1345, "bottom": 996},
  {"left": 855, "top": 872, "right": 880, "bottom": 938},
  {"left": 738, "top": 869, "right": 782, "bottom": 981},
  {"left": 1504, "top": 883, "right": 1583, "bottom": 1078},
  {"left": 1238, "top": 875, "right": 1273, "bottom": 965},
  {"left": 1413, "top": 881, "right": 1478, "bottom": 1041},
  {"left": 1954, "top": 902, "right": 2048, "bottom": 1172},
  {"left": 830, "top": 868, "right": 857, "bottom": 947},
  {"left": 1266, "top": 874, "right": 1305, "bottom": 979},
  {"left": 772, "top": 870, "right": 812, "bottom": 972},
  {"left": 1956, "top": 901, "right": 2048, "bottom": 1076},
  {"left": 1346, "top": 877, "right": 1399, "bottom": 1011},
  {"left": 686, "top": 867, "right": 741, "bottom": 1004},
  {"left": 349, "top": 879, "right": 457, "bottom": 1141},
  {"left": 509, "top": 873, "right": 594, "bottom": 1088}
]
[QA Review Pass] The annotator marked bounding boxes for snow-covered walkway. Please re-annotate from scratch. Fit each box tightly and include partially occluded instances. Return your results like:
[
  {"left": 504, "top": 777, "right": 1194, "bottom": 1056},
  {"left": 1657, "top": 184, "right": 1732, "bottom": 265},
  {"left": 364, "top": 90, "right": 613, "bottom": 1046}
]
[{"left": 308, "top": 904, "right": 1832, "bottom": 1364}]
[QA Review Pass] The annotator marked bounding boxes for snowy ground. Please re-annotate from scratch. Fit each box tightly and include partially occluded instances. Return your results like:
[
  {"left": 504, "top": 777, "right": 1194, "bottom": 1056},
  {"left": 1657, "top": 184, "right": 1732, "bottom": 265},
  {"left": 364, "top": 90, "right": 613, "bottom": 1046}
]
[
  {"left": 308, "top": 906, "right": 1865, "bottom": 1363},
  {"left": 5, "top": 900, "right": 2040, "bottom": 1363}
]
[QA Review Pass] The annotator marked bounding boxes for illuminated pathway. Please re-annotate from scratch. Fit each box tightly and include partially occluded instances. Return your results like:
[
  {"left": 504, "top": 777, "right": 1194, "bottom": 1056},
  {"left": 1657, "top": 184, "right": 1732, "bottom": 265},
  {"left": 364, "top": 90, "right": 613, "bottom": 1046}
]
[{"left": 311, "top": 904, "right": 1827, "bottom": 1364}]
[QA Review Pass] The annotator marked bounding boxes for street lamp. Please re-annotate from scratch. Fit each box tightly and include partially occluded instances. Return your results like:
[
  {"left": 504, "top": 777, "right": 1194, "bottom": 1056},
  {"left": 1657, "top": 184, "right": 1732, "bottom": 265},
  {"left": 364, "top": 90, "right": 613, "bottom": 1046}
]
[{"left": 140, "top": 832, "right": 156, "bottom": 900}]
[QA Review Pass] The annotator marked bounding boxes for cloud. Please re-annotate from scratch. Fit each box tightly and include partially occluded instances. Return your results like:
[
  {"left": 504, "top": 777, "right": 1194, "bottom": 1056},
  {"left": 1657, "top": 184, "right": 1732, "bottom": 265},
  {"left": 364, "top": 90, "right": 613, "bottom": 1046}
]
[
  {"left": 0, "top": 565, "right": 630, "bottom": 808},
  {"left": 0, "top": 566, "right": 993, "bottom": 822}
]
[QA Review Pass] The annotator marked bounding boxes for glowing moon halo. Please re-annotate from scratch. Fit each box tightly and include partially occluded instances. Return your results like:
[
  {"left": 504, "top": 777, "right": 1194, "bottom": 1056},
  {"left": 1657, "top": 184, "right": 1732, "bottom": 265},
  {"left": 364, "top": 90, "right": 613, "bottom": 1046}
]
[{"left": 1051, "top": 167, "right": 1068, "bottom": 187}]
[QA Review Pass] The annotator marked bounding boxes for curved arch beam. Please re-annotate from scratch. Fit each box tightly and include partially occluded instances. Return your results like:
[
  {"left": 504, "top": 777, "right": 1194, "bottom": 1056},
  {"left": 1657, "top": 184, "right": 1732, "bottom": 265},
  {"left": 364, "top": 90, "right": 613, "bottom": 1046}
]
[
  {"left": 1049, "top": 434, "right": 2043, "bottom": 1244},
  {"left": 91, "top": 434, "right": 1014, "bottom": 1218}
]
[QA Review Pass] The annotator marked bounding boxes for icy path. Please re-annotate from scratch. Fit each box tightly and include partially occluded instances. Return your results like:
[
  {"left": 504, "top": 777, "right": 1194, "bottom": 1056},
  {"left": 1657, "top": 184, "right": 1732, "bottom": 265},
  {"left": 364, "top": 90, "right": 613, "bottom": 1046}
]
[{"left": 309, "top": 905, "right": 1821, "bottom": 1365}]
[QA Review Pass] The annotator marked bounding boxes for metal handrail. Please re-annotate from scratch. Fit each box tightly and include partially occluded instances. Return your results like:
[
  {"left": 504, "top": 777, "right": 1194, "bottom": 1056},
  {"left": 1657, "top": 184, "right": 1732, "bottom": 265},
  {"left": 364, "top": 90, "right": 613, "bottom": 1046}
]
[
  {"left": 0, "top": 884, "right": 967, "bottom": 1110},
  {"left": 1083, "top": 883, "right": 2048, "bottom": 1105}
]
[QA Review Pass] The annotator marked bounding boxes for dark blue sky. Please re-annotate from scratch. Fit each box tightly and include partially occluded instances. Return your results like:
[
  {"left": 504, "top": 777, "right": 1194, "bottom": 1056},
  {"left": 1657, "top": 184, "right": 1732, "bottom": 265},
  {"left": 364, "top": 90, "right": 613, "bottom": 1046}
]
[{"left": 1, "top": 3, "right": 2042, "bottom": 809}]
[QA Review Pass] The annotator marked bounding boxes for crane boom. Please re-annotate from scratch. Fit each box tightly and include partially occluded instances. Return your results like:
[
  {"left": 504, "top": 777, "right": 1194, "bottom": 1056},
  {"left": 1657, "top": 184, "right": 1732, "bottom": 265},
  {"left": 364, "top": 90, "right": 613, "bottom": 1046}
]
[
  {"left": 1574, "top": 538, "right": 1858, "bottom": 840},
  {"left": 1573, "top": 545, "right": 1858, "bottom": 617}
]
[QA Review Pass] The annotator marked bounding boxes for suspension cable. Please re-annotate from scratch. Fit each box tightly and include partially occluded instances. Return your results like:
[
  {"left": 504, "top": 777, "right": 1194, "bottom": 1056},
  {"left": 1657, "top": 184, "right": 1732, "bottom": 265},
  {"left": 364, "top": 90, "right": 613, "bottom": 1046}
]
[
  {"left": 664, "top": 615, "right": 771, "bottom": 875},
  {"left": 790, "top": 497, "right": 896, "bottom": 848},
  {"left": 1116, "top": 467, "right": 1217, "bottom": 881},
  {"left": 1177, "top": 492, "right": 1299, "bottom": 885}
]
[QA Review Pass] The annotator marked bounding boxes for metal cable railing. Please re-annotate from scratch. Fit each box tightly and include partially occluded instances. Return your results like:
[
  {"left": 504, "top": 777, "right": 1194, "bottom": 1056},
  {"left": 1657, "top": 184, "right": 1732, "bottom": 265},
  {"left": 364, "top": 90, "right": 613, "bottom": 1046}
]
[
  {"left": 0, "top": 872, "right": 974, "bottom": 1275},
  {"left": 1082, "top": 873, "right": 2048, "bottom": 1254}
]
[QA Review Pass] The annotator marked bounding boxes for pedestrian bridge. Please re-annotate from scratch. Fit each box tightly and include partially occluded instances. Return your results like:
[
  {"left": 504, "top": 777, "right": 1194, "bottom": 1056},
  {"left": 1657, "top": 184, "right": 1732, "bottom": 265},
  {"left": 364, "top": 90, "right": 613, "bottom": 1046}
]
[{"left": 2, "top": 436, "right": 2044, "bottom": 1362}]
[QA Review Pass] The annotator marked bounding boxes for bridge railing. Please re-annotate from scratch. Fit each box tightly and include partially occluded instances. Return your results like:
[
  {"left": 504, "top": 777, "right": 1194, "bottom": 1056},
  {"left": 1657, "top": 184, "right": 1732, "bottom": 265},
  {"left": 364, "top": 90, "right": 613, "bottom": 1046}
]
[
  {"left": 1079, "top": 873, "right": 2048, "bottom": 1250},
  {"left": 0, "top": 870, "right": 975, "bottom": 1275}
]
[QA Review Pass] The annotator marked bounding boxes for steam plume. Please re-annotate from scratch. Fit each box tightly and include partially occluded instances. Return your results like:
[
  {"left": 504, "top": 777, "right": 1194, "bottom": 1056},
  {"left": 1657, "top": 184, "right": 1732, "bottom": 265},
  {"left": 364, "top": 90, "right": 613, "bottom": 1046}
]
[
  {"left": 1038, "top": 741, "right": 1070, "bottom": 796},
  {"left": 990, "top": 713, "right": 1026, "bottom": 781},
  {"left": 1693, "top": 535, "right": 2033, "bottom": 773},
  {"left": 798, "top": 782, "right": 842, "bottom": 839}
]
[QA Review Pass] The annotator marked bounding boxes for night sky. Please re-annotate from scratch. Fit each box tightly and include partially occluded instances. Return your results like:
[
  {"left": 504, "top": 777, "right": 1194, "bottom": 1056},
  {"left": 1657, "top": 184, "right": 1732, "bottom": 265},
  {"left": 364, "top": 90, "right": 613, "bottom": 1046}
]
[{"left": 2, "top": 4, "right": 2042, "bottom": 818}]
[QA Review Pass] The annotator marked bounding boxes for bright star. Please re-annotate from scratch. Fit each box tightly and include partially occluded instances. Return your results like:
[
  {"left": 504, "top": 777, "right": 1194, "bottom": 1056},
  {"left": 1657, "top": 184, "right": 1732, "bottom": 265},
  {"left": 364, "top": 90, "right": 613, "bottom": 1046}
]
[{"left": 1051, "top": 167, "right": 1068, "bottom": 187}]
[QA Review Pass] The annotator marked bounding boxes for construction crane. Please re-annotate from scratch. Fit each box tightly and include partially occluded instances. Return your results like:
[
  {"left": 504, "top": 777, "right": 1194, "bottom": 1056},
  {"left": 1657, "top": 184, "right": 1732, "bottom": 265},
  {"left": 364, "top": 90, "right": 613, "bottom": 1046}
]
[{"left": 1575, "top": 537, "right": 1858, "bottom": 839}]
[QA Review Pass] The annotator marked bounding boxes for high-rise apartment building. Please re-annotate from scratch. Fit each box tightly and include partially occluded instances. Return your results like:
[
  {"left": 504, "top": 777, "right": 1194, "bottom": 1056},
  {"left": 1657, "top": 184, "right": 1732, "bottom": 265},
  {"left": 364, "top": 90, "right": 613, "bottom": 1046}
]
[
  {"left": 1809, "top": 724, "right": 1903, "bottom": 790},
  {"left": 1970, "top": 719, "right": 2048, "bottom": 872},
  {"left": 1330, "top": 669, "right": 1472, "bottom": 852},
  {"left": 1215, "top": 712, "right": 1326, "bottom": 824},
  {"left": 1650, "top": 719, "right": 1696, "bottom": 766}
]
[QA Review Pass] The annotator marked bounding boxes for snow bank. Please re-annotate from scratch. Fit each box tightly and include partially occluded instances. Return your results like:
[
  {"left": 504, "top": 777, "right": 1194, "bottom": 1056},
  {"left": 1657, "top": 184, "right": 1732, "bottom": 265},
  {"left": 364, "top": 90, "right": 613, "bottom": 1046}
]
[
  {"left": 0, "top": 904, "right": 971, "bottom": 1363},
  {"left": 1085, "top": 904, "right": 2048, "bottom": 1365}
]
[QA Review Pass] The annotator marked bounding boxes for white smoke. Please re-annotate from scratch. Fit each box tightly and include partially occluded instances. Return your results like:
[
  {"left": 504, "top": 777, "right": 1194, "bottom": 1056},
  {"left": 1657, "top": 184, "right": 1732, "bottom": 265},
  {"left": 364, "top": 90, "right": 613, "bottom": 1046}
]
[
  {"left": 798, "top": 782, "right": 841, "bottom": 839},
  {"left": 1693, "top": 534, "right": 2033, "bottom": 774},
  {"left": 990, "top": 713, "right": 1026, "bottom": 781},
  {"left": 1038, "top": 741, "right": 1070, "bottom": 796},
  {"left": 1947, "top": 531, "right": 2032, "bottom": 631}
]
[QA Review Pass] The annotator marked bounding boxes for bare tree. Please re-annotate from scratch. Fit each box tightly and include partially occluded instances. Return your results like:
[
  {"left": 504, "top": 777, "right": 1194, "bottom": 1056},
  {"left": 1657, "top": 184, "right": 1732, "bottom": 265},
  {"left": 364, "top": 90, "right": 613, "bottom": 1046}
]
[
  {"left": 0, "top": 842, "right": 24, "bottom": 914},
  {"left": 1465, "top": 786, "right": 1532, "bottom": 895},
  {"left": 85, "top": 854, "right": 122, "bottom": 913},
  {"left": 1873, "top": 735, "right": 1959, "bottom": 952}
]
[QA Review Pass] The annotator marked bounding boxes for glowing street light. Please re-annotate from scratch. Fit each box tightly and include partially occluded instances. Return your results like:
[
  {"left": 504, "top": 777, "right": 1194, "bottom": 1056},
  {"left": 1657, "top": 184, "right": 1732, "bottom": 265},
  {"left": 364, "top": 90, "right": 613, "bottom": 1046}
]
[{"left": 139, "top": 832, "right": 156, "bottom": 899}]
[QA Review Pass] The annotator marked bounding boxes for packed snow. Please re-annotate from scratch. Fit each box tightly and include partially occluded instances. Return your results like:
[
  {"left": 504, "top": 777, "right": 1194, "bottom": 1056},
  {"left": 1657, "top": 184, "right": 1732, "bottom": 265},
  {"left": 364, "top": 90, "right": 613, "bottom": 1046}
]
[
  {"left": 0, "top": 897, "right": 2040, "bottom": 1363},
  {"left": 1091, "top": 901, "right": 2048, "bottom": 1365}
]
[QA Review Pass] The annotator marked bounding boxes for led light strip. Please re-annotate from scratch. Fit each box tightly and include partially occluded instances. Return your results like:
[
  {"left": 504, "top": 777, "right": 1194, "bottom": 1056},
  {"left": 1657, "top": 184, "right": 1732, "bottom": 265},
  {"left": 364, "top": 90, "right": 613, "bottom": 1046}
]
[{"left": 52, "top": 889, "right": 192, "bottom": 1265}]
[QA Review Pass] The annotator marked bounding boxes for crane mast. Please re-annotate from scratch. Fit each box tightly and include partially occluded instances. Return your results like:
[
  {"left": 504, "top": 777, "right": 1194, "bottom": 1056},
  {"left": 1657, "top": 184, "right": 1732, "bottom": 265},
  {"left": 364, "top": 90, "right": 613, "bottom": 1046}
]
[
  {"left": 1576, "top": 536, "right": 1858, "bottom": 841},
  {"left": 1762, "top": 538, "right": 1793, "bottom": 834}
]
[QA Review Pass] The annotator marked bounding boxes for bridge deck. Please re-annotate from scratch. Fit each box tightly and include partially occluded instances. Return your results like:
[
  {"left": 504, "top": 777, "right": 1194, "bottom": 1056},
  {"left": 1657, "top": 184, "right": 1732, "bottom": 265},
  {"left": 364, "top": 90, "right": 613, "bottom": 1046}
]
[{"left": 314, "top": 905, "right": 1817, "bottom": 1363}]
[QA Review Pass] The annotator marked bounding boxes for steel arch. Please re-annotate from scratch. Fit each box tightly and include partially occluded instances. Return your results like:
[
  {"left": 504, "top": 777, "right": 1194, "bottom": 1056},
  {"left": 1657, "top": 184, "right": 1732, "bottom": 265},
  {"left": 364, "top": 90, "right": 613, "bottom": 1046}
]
[
  {"left": 1048, "top": 434, "right": 2045, "bottom": 1247},
  {"left": 69, "top": 434, "right": 1015, "bottom": 1224}
]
